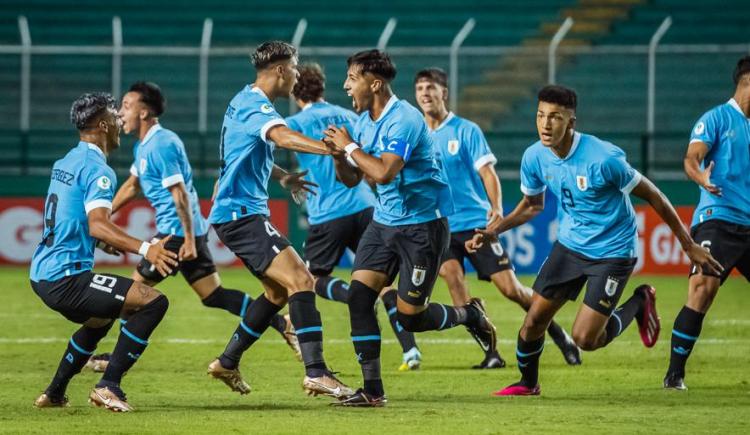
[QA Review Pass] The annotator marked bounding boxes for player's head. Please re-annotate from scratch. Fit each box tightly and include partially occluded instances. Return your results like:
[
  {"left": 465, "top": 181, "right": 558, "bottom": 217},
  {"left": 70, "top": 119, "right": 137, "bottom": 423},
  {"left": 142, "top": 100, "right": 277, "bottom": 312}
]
[
  {"left": 733, "top": 55, "right": 750, "bottom": 88},
  {"left": 536, "top": 85, "right": 577, "bottom": 147},
  {"left": 252, "top": 41, "right": 299, "bottom": 97},
  {"left": 70, "top": 92, "right": 121, "bottom": 151},
  {"left": 119, "top": 81, "right": 166, "bottom": 135},
  {"left": 344, "top": 49, "right": 396, "bottom": 113},
  {"left": 414, "top": 67, "right": 448, "bottom": 117},
  {"left": 292, "top": 63, "right": 325, "bottom": 105}
]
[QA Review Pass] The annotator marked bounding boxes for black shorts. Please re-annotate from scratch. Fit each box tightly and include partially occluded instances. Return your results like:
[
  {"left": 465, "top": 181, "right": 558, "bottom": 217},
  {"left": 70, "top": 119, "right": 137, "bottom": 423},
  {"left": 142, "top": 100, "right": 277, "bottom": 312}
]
[
  {"left": 442, "top": 230, "right": 513, "bottom": 281},
  {"left": 304, "top": 207, "right": 373, "bottom": 276},
  {"left": 533, "top": 242, "right": 636, "bottom": 316},
  {"left": 137, "top": 233, "right": 217, "bottom": 284},
  {"left": 213, "top": 214, "right": 292, "bottom": 279},
  {"left": 689, "top": 219, "right": 750, "bottom": 283},
  {"left": 353, "top": 218, "right": 449, "bottom": 306},
  {"left": 31, "top": 271, "right": 133, "bottom": 323}
]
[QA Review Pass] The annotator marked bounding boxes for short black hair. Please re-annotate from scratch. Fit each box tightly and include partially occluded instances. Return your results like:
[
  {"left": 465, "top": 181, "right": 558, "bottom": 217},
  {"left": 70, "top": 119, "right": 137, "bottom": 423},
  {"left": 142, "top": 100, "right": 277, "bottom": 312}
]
[
  {"left": 252, "top": 41, "right": 297, "bottom": 70},
  {"left": 537, "top": 85, "right": 577, "bottom": 110},
  {"left": 347, "top": 49, "right": 397, "bottom": 82},
  {"left": 128, "top": 81, "right": 166, "bottom": 117},
  {"left": 70, "top": 92, "right": 116, "bottom": 130},
  {"left": 292, "top": 63, "right": 325, "bottom": 102},
  {"left": 733, "top": 55, "right": 750, "bottom": 85},
  {"left": 414, "top": 67, "right": 448, "bottom": 88}
]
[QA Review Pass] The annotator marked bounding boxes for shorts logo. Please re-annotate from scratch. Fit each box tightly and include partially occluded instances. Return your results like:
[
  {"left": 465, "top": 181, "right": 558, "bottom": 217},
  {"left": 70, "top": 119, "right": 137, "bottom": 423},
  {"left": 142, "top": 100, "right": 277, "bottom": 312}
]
[
  {"left": 411, "top": 266, "right": 427, "bottom": 287},
  {"left": 139, "top": 158, "right": 147, "bottom": 174},
  {"left": 599, "top": 300, "right": 612, "bottom": 309},
  {"left": 694, "top": 121, "right": 705, "bottom": 135},
  {"left": 407, "top": 290, "right": 422, "bottom": 299},
  {"left": 260, "top": 103, "right": 274, "bottom": 114},
  {"left": 576, "top": 175, "right": 588, "bottom": 191},
  {"left": 264, "top": 221, "right": 281, "bottom": 237},
  {"left": 604, "top": 276, "right": 619, "bottom": 297},
  {"left": 447, "top": 140, "right": 460, "bottom": 155},
  {"left": 97, "top": 176, "right": 111, "bottom": 190},
  {"left": 490, "top": 241, "right": 504, "bottom": 256}
]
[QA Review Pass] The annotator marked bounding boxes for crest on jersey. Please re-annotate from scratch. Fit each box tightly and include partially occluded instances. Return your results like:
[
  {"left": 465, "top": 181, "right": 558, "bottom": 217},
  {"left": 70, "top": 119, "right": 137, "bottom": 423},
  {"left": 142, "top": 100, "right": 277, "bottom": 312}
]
[
  {"left": 576, "top": 175, "right": 588, "bottom": 191},
  {"left": 694, "top": 122, "right": 705, "bottom": 135},
  {"left": 97, "top": 175, "right": 111, "bottom": 190},
  {"left": 260, "top": 103, "right": 274, "bottom": 114},
  {"left": 604, "top": 276, "right": 619, "bottom": 297},
  {"left": 447, "top": 139, "right": 460, "bottom": 155},
  {"left": 139, "top": 158, "right": 147, "bottom": 175},
  {"left": 411, "top": 266, "right": 428, "bottom": 286},
  {"left": 490, "top": 241, "right": 504, "bottom": 257}
]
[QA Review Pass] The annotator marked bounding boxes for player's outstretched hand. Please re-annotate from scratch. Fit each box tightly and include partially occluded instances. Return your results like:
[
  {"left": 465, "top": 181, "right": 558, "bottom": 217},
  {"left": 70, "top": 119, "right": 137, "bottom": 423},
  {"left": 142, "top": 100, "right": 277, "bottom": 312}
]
[
  {"left": 146, "top": 235, "right": 179, "bottom": 277},
  {"left": 466, "top": 231, "right": 487, "bottom": 253},
  {"left": 323, "top": 125, "right": 353, "bottom": 152},
  {"left": 699, "top": 161, "right": 722, "bottom": 196},
  {"left": 96, "top": 240, "right": 121, "bottom": 256},
  {"left": 323, "top": 137, "right": 345, "bottom": 157},
  {"left": 280, "top": 170, "right": 318, "bottom": 205},
  {"left": 486, "top": 209, "right": 503, "bottom": 233},
  {"left": 178, "top": 237, "right": 198, "bottom": 262},
  {"left": 685, "top": 241, "right": 724, "bottom": 276}
]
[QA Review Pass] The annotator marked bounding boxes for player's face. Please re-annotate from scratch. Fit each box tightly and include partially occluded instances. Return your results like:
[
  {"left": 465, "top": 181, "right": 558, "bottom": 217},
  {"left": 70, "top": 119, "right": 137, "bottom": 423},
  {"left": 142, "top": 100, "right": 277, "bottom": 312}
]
[
  {"left": 118, "top": 92, "right": 144, "bottom": 135},
  {"left": 415, "top": 79, "right": 447, "bottom": 116},
  {"left": 344, "top": 64, "right": 374, "bottom": 113},
  {"left": 279, "top": 57, "right": 300, "bottom": 96},
  {"left": 101, "top": 107, "right": 122, "bottom": 151},
  {"left": 536, "top": 101, "right": 575, "bottom": 147}
]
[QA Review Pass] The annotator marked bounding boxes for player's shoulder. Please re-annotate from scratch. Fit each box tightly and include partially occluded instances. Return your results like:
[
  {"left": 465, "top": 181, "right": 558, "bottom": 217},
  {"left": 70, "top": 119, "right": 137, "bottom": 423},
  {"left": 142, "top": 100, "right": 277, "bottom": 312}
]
[
  {"left": 386, "top": 99, "right": 425, "bottom": 130},
  {"left": 229, "top": 85, "right": 277, "bottom": 120},
  {"left": 522, "top": 139, "right": 545, "bottom": 161},
  {"left": 451, "top": 114, "right": 484, "bottom": 137},
  {"left": 579, "top": 132, "right": 624, "bottom": 159}
]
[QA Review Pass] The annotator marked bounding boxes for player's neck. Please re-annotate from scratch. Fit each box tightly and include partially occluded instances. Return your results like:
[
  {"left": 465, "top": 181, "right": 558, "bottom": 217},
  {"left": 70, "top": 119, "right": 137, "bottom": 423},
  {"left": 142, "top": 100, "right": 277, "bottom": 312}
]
[
  {"left": 424, "top": 108, "right": 450, "bottom": 130},
  {"left": 551, "top": 131, "right": 575, "bottom": 159},
  {"left": 254, "top": 78, "right": 278, "bottom": 102},
  {"left": 369, "top": 89, "right": 394, "bottom": 121},
  {"left": 732, "top": 90, "right": 750, "bottom": 118},
  {"left": 138, "top": 119, "right": 158, "bottom": 142},
  {"left": 79, "top": 133, "right": 108, "bottom": 156}
]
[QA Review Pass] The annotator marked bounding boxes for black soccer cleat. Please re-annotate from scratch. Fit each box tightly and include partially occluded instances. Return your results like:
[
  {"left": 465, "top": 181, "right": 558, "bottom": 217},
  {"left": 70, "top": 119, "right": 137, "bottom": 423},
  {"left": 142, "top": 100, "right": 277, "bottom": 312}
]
[
  {"left": 330, "top": 388, "right": 387, "bottom": 407},
  {"left": 551, "top": 329, "right": 582, "bottom": 366},
  {"left": 663, "top": 373, "right": 687, "bottom": 391},
  {"left": 472, "top": 350, "right": 506, "bottom": 369},
  {"left": 465, "top": 298, "right": 497, "bottom": 355}
]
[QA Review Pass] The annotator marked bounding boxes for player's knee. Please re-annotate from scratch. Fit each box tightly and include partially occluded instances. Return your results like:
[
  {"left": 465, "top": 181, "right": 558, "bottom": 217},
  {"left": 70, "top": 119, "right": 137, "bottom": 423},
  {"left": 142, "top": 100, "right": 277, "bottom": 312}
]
[
  {"left": 396, "top": 310, "right": 430, "bottom": 332},
  {"left": 149, "top": 292, "right": 169, "bottom": 315},
  {"left": 571, "top": 329, "right": 600, "bottom": 351},
  {"left": 288, "top": 268, "right": 315, "bottom": 292}
]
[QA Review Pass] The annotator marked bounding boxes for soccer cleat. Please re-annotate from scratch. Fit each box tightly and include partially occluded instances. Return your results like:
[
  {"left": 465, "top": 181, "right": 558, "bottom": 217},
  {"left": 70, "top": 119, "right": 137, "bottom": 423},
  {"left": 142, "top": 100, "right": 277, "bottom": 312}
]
[
  {"left": 551, "top": 329, "right": 582, "bottom": 365},
  {"left": 398, "top": 347, "right": 422, "bottom": 371},
  {"left": 331, "top": 388, "right": 387, "bottom": 407},
  {"left": 663, "top": 373, "right": 688, "bottom": 391},
  {"left": 282, "top": 314, "right": 302, "bottom": 362},
  {"left": 34, "top": 393, "right": 69, "bottom": 408},
  {"left": 88, "top": 385, "right": 133, "bottom": 412},
  {"left": 85, "top": 353, "right": 111, "bottom": 372},
  {"left": 493, "top": 382, "right": 541, "bottom": 396},
  {"left": 207, "top": 359, "right": 251, "bottom": 395},
  {"left": 635, "top": 284, "right": 660, "bottom": 348},
  {"left": 465, "top": 298, "right": 497, "bottom": 354},
  {"left": 472, "top": 350, "right": 506, "bottom": 369},
  {"left": 302, "top": 371, "right": 354, "bottom": 398}
]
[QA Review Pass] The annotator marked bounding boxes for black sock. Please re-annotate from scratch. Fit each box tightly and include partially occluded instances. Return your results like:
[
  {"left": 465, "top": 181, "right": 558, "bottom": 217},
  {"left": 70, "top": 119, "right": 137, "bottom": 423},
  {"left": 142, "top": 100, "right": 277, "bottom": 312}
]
[
  {"left": 546, "top": 321, "right": 565, "bottom": 342},
  {"left": 396, "top": 303, "right": 468, "bottom": 332},
  {"left": 202, "top": 286, "right": 250, "bottom": 317},
  {"left": 314, "top": 276, "right": 350, "bottom": 303},
  {"left": 219, "top": 294, "right": 282, "bottom": 369},
  {"left": 46, "top": 321, "right": 114, "bottom": 398},
  {"left": 289, "top": 291, "right": 327, "bottom": 376},
  {"left": 604, "top": 291, "right": 645, "bottom": 346},
  {"left": 516, "top": 334, "right": 545, "bottom": 387},
  {"left": 348, "top": 280, "right": 382, "bottom": 396},
  {"left": 668, "top": 306, "right": 705, "bottom": 377},
  {"left": 101, "top": 295, "right": 168, "bottom": 386},
  {"left": 380, "top": 289, "right": 418, "bottom": 353}
]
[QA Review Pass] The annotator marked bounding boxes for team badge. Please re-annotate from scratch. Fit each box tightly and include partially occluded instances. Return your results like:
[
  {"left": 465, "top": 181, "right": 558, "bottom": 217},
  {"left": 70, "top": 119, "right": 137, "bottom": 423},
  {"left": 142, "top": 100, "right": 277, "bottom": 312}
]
[
  {"left": 96, "top": 175, "right": 111, "bottom": 190},
  {"left": 604, "top": 276, "right": 619, "bottom": 297},
  {"left": 139, "top": 158, "right": 147, "bottom": 174},
  {"left": 576, "top": 175, "right": 588, "bottom": 191},
  {"left": 260, "top": 103, "right": 274, "bottom": 114},
  {"left": 490, "top": 241, "right": 504, "bottom": 256},
  {"left": 694, "top": 121, "right": 705, "bottom": 135},
  {"left": 411, "top": 266, "right": 427, "bottom": 286},
  {"left": 447, "top": 139, "right": 460, "bottom": 155}
]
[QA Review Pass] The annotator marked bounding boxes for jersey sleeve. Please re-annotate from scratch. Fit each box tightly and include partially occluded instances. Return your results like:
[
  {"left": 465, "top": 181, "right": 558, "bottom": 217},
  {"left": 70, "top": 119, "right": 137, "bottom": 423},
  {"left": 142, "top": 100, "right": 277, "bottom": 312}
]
[
  {"left": 465, "top": 123, "right": 497, "bottom": 171},
  {"left": 381, "top": 118, "right": 418, "bottom": 162},
  {"left": 520, "top": 148, "right": 546, "bottom": 196},
  {"left": 689, "top": 109, "right": 721, "bottom": 150},
  {"left": 82, "top": 164, "right": 116, "bottom": 215},
  {"left": 248, "top": 104, "right": 287, "bottom": 145},
  {"left": 151, "top": 140, "right": 186, "bottom": 188},
  {"left": 601, "top": 149, "right": 642, "bottom": 194}
]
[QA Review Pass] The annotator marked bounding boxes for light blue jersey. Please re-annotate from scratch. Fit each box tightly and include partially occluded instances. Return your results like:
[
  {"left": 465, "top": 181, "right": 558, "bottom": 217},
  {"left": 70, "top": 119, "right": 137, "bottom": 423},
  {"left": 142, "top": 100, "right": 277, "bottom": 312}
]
[
  {"left": 353, "top": 96, "right": 453, "bottom": 226},
  {"left": 209, "top": 85, "right": 287, "bottom": 224},
  {"left": 432, "top": 112, "right": 497, "bottom": 232},
  {"left": 286, "top": 101, "right": 375, "bottom": 225},
  {"left": 30, "top": 142, "right": 117, "bottom": 282},
  {"left": 689, "top": 98, "right": 750, "bottom": 227},
  {"left": 520, "top": 132, "right": 641, "bottom": 259},
  {"left": 130, "top": 124, "right": 208, "bottom": 237}
]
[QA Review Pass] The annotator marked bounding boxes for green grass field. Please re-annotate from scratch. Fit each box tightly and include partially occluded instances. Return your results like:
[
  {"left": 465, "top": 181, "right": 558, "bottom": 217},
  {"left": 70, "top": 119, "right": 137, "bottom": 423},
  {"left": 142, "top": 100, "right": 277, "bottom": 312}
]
[{"left": 1, "top": 266, "right": 748, "bottom": 434}]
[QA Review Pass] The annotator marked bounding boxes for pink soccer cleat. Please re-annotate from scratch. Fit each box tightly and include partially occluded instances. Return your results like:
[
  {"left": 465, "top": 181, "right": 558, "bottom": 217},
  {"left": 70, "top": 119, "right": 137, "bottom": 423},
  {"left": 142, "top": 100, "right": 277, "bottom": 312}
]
[
  {"left": 493, "top": 382, "right": 541, "bottom": 396},
  {"left": 635, "top": 284, "right": 660, "bottom": 348}
]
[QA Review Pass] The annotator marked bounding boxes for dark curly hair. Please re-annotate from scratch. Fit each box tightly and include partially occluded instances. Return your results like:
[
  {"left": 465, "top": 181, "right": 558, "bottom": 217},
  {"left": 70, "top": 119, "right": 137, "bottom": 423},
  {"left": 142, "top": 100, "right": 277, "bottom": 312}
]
[
  {"left": 70, "top": 92, "right": 116, "bottom": 130},
  {"left": 537, "top": 85, "right": 577, "bottom": 110},
  {"left": 347, "top": 49, "right": 396, "bottom": 82},
  {"left": 128, "top": 81, "right": 166, "bottom": 117},
  {"left": 292, "top": 63, "right": 325, "bottom": 103},
  {"left": 414, "top": 67, "right": 448, "bottom": 88}
]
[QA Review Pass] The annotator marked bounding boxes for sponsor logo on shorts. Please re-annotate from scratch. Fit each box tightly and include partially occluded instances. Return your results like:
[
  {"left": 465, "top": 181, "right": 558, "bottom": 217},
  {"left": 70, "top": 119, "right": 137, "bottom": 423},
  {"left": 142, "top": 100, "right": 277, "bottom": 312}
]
[
  {"left": 407, "top": 290, "right": 422, "bottom": 299},
  {"left": 604, "top": 276, "right": 619, "bottom": 297},
  {"left": 599, "top": 299, "right": 612, "bottom": 309},
  {"left": 498, "top": 258, "right": 509, "bottom": 266},
  {"left": 411, "top": 266, "right": 427, "bottom": 286}
]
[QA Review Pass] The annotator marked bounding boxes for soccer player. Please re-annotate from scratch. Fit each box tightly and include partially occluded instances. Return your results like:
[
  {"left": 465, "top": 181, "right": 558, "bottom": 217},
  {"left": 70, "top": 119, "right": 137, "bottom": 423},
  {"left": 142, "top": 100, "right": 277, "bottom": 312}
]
[
  {"left": 206, "top": 41, "right": 352, "bottom": 398},
  {"left": 82, "top": 82, "right": 300, "bottom": 371},
  {"left": 286, "top": 63, "right": 422, "bottom": 371},
  {"left": 30, "top": 93, "right": 178, "bottom": 412},
  {"left": 414, "top": 68, "right": 581, "bottom": 369},
  {"left": 664, "top": 56, "right": 750, "bottom": 390},
  {"left": 467, "top": 85, "right": 722, "bottom": 396},
  {"left": 324, "top": 49, "right": 497, "bottom": 406}
]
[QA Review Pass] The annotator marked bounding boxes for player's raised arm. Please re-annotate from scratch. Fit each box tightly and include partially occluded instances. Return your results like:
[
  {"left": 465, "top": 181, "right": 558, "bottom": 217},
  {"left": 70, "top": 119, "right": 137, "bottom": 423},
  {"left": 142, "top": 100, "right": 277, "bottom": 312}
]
[
  {"left": 267, "top": 124, "right": 330, "bottom": 155},
  {"left": 684, "top": 141, "right": 721, "bottom": 196},
  {"left": 324, "top": 125, "right": 404, "bottom": 184},
  {"left": 111, "top": 174, "right": 141, "bottom": 214}
]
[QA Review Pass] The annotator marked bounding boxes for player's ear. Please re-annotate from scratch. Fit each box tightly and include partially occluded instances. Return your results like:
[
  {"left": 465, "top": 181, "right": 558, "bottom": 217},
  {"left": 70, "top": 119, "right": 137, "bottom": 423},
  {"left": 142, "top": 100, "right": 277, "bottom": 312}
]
[{"left": 371, "top": 78, "right": 382, "bottom": 93}]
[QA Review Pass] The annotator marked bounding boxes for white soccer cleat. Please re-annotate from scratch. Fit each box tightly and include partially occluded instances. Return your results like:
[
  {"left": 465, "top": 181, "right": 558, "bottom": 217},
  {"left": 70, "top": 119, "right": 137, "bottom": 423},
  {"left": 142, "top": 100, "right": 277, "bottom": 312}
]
[
  {"left": 207, "top": 359, "right": 251, "bottom": 395},
  {"left": 88, "top": 386, "right": 133, "bottom": 412}
]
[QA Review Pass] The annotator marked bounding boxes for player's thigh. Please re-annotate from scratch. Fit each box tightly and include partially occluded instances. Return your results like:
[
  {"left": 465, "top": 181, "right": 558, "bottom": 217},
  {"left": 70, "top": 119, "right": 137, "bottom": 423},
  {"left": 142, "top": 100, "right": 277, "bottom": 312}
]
[
  {"left": 134, "top": 233, "right": 180, "bottom": 285},
  {"left": 532, "top": 242, "right": 588, "bottom": 303},
  {"left": 190, "top": 272, "right": 222, "bottom": 300},
  {"left": 521, "top": 292, "right": 567, "bottom": 338},
  {"left": 121, "top": 279, "right": 163, "bottom": 315},
  {"left": 689, "top": 220, "right": 748, "bottom": 283},
  {"left": 304, "top": 218, "right": 350, "bottom": 277},
  {"left": 352, "top": 269, "right": 390, "bottom": 292},
  {"left": 260, "top": 276, "right": 291, "bottom": 306},
  {"left": 348, "top": 207, "right": 375, "bottom": 252},
  {"left": 464, "top": 231, "right": 514, "bottom": 282},
  {"left": 264, "top": 246, "right": 314, "bottom": 294},
  {"left": 439, "top": 259, "right": 470, "bottom": 305},
  {"left": 352, "top": 221, "right": 399, "bottom": 290},
  {"left": 490, "top": 269, "right": 533, "bottom": 305},
  {"left": 581, "top": 257, "right": 635, "bottom": 317},
  {"left": 686, "top": 273, "right": 721, "bottom": 313}
]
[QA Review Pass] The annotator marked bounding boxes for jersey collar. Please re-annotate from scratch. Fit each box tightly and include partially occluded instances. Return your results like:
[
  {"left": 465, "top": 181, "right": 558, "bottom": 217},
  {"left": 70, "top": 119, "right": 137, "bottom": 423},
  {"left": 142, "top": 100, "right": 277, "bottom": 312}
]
[
  {"left": 302, "top": 100, "right": 326, "bottom": 111},
  {"left": 250, "top": 84, "right": 270, "bottom": 100},
  {"left": 371, "top": 95, "right": 399, "bottom": 123},
  {"left": 141, "top": 123, "right": 163, "bottom": 146},
  {"left": 728, "top": 98, "right": 749, "bottom": 119},
  {"left": 83, "top": 142, "right": 106, "bottom": 160},
  {"left": 430, "top": 111, "right": 455, "bottom": 132},
  {"left": 549, "top": 131, "right": 581, "bottom": 161}
]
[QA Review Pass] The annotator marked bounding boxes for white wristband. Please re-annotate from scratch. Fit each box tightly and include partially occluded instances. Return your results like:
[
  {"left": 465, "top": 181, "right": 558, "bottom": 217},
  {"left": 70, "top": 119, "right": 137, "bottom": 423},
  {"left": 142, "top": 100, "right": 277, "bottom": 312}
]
[
  {"left": 344, "top": 142, "right": 360, "bottom": 156},
  {"left": 138, "top": 241, "right": 152, "bottom": 257}
]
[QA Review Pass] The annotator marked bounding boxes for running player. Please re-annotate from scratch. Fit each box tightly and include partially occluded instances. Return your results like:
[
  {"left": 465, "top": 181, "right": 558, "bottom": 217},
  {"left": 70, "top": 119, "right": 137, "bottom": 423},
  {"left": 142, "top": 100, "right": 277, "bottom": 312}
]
[
  {"left": 664, "top": 55, "right": 750, "bottom": 390},
  {"left": 467, "top": 85, "right": 722, "bottom": 396},
  {"left": 31, "top": 93, "right": 178, "bottom": 412},
  {"left": 414, "top": 68, "right": 581, "bottom": 369}
]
